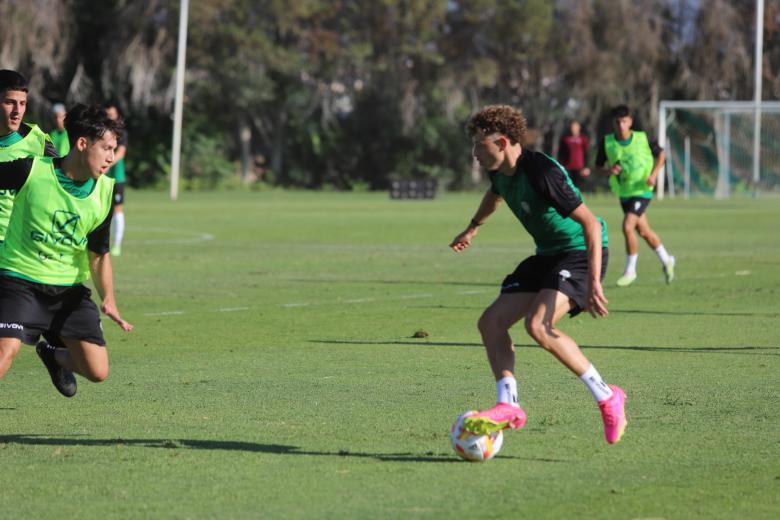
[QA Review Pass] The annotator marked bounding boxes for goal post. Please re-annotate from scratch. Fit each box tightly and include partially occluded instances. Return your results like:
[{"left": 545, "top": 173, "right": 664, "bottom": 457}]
[{"left": 657, "top": 101, "right": 780, "bottom": 199}]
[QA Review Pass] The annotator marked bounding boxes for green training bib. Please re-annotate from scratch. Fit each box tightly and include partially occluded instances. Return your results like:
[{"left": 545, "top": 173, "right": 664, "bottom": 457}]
[
  {"left": 0, "top": 157, "right": 114, "bottom": 285},
  {"left": 0, "top": 124, "right": 52, "bottom": 240},
  {"left": 604, "top": 131, "right": 655, "bottom": 198}
]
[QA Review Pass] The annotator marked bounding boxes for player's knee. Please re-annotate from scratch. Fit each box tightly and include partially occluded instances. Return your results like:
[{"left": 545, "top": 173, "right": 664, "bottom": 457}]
[
  {"left": 84, "top": 365, "right": 109, "bottom": 383},
  {"left": 477, "top": 311, "right": 493, "bottom": 334},
  {"left": 524, "top": 316, "right": 549, "bottom": 345},
  {"left": 0, "top": 342, "right": 21, "bottom": 363},
  {"left": 478, "top": 309, "right": 506, "bottom": 334}
]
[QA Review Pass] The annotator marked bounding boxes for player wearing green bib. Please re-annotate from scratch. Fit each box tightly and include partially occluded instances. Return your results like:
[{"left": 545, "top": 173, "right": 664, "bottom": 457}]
[
  {"left": 49, "top": 103, "right": 70, "bottom": 157},
  {"left": 0, "top": 70, "right": 59, "bottom": 242},
  {"left": 0, "top": 104, "right": 133, "bottom": 398},
  {"left": 596, "top": 105, "right": 675, "bottom": 287},
  {"left": 103, "top": 101, "right": 127, "bottom": 256},
  {"left": 450, "top": 105, "right": 627, "bottom": 445}
]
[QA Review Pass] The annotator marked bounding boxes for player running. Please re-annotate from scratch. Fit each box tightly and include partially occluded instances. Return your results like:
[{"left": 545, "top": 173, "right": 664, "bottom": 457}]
[
  {"left": 450, "top": 105, "right": 627, "bottom": 444},
  {"left": 596, "top": 105, "right": 675, "bottom": 287},
  {"left": 0, "top": 104, "right": 133, "bottom": 397},
  {"left": 103, "top": 100, "right": 127, "bottom": 256}
]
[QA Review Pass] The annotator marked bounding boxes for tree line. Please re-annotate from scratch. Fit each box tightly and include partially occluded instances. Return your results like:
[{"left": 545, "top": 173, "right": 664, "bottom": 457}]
[{"left": 1, "top": 0, "right": 777, "bottom": 190}]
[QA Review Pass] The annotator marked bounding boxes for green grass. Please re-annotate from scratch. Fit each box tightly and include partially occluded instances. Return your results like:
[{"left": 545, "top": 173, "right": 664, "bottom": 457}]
[{"left": 1, "top": 190, "right": 778, "bottom": 519}]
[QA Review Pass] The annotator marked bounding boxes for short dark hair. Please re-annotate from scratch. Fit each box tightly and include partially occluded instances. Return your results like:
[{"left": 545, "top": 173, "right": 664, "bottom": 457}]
[
  {"left": 0, "top": 70, "right": 29, "bottom": 94},
  {"left": 611, "top": 105, "right": 631, "bottom": 119},
  {"left": 101, "top": 99, "right": 123, "bottom": 119},
  {"left": 467, "top": 105, "right": 528, "bottom": 145},
  {"left": 65, "top": 104, "right": 124, "bottom": 148}
]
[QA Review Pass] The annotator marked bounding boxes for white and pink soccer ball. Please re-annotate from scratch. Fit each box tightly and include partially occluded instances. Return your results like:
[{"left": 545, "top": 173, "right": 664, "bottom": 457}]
[{"left": 450, "top": 411, "right": 503, "bottom": 462}]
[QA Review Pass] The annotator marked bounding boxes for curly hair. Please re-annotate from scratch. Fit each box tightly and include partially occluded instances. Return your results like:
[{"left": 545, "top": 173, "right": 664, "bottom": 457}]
[{"left": 467, "top": 105, "right": 527, "bottom": 144}]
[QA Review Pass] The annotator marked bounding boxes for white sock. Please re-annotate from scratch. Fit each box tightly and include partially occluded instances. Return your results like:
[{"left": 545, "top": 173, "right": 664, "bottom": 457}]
[
  {"left": 655, "top": 244, "right": 671, "bottom": 264},
  {"left": 112, "top": 212, "right": 125, "bottom": 247},
  {"left": 579, "top": 365, "right": 613, "bottom": 402},
  {"left": 496, "top": 376, "right": 518, "bottom": 405},
  {"left": 625, "top": 254, "right": 638, "bottom": 275}
]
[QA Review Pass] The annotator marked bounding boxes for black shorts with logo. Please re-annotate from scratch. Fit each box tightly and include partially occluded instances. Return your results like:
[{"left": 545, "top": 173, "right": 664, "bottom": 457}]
[
  {"left": 0, "top": 276, "right": 105, "bottom": 346},
  {"left": 500, "top": 248, "right": 609, "bottom": 317},
  {"left": 112, "top": 182, "right": 125, "bottom": 206},
  {"left": 620, "top": 196, "right": 651, "bottom": 216}
]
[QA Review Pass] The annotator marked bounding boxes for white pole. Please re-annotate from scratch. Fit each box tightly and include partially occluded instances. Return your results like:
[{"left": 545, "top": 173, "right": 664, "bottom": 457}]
[
  {"left": 683, "top": 136, "right": 691, "bottom": 199},
  {"left": 170, "top": 0, "right": 189, "bottom": 201},
  {"left": 752, "top": 0, "right": 764, "bottom": 193},
  {"left": 724, "top": 112, "right": 731, "bottom": 199},
  {"left": 658, "top": 103, "right": 667, "bottom": 199}
]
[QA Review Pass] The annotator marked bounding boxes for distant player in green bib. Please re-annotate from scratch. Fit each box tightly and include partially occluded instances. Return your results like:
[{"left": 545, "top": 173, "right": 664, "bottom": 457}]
[
  {"left": 0, "top": 104, "right": 133, "bottom": 398},
  {"left": 449, "top": 105, "right": 627, "bottom": 445},
  {"left": 0, "top": 70, "right": 59, "bottom": 243},
  {"left": 49, "top": 102, "right": 70, "bottom": 157},
  {"left": 596, "top": 105, "right": 676, "bottom": 287},
  {"left": 103, "top": 100, "right": 127, "bottom": 256}
]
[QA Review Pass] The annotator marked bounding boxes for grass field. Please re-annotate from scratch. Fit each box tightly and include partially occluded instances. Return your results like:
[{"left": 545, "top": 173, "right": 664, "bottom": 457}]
[{"left": 1, "top": 189, "right": 778, "bottom": 519}]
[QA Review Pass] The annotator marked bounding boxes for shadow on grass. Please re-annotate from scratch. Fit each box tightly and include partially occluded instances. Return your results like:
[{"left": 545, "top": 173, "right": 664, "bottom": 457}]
[
  {"left": 280, "top": 277, "right": 495, "bottom": 288},
  {"left": 311, "top": 339, "right": 779, "bottom": 355},
  {"left": 614, "top": 309, "right": 780, "bottom": 318},
  {"left": 0, "top": 434, "right": 530, "bottom": 463}
]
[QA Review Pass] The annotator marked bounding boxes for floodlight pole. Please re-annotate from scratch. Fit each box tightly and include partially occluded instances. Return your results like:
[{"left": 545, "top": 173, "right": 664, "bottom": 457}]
[
  {"left": 752, "top": 0, "right": 764, "bottom": 194},
  {"left": 170, "top": 0, "right": 189, "bottom": 201}
]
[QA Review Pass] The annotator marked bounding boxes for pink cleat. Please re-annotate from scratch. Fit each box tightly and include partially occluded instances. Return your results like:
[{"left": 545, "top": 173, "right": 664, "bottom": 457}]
[
  {"left": 598, "top": 385, "right": 627, "bottom": 444},
  {"left": 462, "top": 402, "right": 527, "bottom": 435}
]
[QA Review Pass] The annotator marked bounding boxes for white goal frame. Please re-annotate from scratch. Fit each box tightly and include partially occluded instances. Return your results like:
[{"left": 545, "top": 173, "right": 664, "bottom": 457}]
[{"left": 657, "top": 100, "right": 780, "bottom": 199}]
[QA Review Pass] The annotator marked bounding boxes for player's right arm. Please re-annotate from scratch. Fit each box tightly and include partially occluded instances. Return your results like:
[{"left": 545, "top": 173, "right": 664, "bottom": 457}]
[
  {"left": 0, "top": 158, "right": 32, "bottom": 190},
  {"left": 449, "top": 188, "right": 502, "bottom": 252},
  {"left": 595, "top": 137, "right": 620, "bottom": 176}
]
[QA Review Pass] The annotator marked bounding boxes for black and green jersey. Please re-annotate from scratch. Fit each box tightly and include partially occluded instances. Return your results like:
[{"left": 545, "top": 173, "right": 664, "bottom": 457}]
[
  {"left": 0, "top": 123, "right": 59, "bottom": 241},
  {"left": 489, "top": 150, "right": 608, "bottom": 255},
  {"left": 0, "top": 157, "right": 113, "bottom": 286}
]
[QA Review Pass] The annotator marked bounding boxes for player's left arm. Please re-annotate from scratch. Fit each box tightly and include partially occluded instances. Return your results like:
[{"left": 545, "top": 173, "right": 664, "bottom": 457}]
[
  {"left": 646, "top": 139, "right": 666, "bottom": 187},
  {"left": 87, "top": 208, "right": 133, "bottom": 331},
  {"left": 568, "top": 204, "right": 608, "bottom": 318},
  {"left": 89, "top": 251, "right": 133, "bottom": 331},
  {"left": 529, "top": 159, "right": 607, "bottom": 317}
]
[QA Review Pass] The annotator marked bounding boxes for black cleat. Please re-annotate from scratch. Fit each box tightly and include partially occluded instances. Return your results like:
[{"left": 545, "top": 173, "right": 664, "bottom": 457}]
[{"left": 36, "top": 341, "right": 77, "bottom": 397}]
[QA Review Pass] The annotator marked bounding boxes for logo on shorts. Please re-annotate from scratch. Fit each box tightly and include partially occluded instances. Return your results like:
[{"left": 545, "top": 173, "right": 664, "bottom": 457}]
[
  {"left": 558, "top": 269, "right": 572, "bottom": 282},
  {"left": 52, "top": 210, "right": 80, "bottom": 238},
  {"left": 634, "top": 201, "right": 642, "bottom": 212},
  {"left": 521, "top": 201, "right": 531, "bottom": 213},
  {"left": 0, "top": 322, "right": 24, "bottom": 330}
]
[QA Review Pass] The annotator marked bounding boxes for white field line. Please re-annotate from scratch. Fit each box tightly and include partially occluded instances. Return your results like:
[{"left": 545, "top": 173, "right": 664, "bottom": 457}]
[
  {"left": 125, "top": 227, "right": 215, "bottom": 245},
  {"left": 142, "top": 291, "right": 443, "bottom": 317}
]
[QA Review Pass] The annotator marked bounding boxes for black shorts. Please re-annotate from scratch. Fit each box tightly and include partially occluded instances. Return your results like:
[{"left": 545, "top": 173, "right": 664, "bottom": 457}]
[
  {"left": 500, "top": 248, "right": 609, "bottom": 317},
  {"left": 0, "top": 276, "right": 105, "bottom": 346},
  {"left": 620, "top": 197, "right": 651, "bottom": 216},
  {"left": 112, "top": 183, "right": 125, "bottom": 206}
]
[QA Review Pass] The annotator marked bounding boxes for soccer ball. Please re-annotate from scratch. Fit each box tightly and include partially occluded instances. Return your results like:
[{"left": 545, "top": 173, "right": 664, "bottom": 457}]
[{"left": 450, "top": 411, "right": 503, "bottom": 462}]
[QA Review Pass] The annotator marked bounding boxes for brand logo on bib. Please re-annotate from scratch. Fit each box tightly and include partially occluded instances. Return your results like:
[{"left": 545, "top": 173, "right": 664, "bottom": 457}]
[
  {"left": 30, "top": 210, "right": 87, "bottom": 247},
  {"left": 52, "top": 210, "right": 80, "bottom": 238}
]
